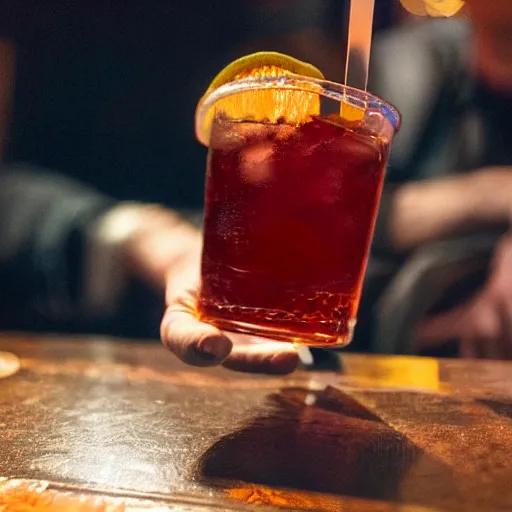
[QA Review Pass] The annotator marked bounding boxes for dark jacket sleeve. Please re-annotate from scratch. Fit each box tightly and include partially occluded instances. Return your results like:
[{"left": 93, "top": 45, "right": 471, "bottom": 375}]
[{"left": 0, "top": 163, "right": 115, "bottom": 330}]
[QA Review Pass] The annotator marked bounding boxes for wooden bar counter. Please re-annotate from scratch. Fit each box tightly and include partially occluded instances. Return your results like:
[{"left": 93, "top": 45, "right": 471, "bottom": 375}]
[{"left": 1, "top": 333, "right": 512, "bottom": 511}]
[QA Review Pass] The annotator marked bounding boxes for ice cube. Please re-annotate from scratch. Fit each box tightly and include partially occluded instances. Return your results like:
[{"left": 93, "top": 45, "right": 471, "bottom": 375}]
[
  {"left": 333, "top": 129, "right": 382, "bottom": 166},
  {"left": 241, "top": 140, "right": 274, "bottom": 185},
  {"left": 209, "top": 118, "right": 247, "bottom": 151}
]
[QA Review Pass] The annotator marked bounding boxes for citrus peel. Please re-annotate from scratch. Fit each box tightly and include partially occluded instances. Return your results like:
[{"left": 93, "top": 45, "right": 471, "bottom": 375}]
[{"left": 196, "top": 51, "right": 368, "bottom": 146}]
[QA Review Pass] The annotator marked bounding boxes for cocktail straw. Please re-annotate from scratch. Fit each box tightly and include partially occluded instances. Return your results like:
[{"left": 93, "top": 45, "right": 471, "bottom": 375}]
[{"left": 343, "top": 0, "right": 375, "bottom": 93}]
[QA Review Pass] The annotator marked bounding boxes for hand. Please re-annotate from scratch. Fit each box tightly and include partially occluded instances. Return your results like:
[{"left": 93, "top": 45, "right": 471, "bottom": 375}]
[
  {"left": 160, "top": 268, "right": 300, "bottom": 374},
  {"left": 415, "top": 232, "right": 512, "bottom": 359},
  {"left": 116, "top": 203, "right": 299, "bottom": 374}
]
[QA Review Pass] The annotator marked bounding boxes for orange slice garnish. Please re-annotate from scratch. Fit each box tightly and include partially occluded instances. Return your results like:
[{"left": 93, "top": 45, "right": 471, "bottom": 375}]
[
  {"left": 195, "top": 52, "right": 372, "bottom": 146},
  {"left": 196, "top": 52, "right": 325, "bottom": 146},
  {"left": 204, "top": 52, "right": 325, "bottom": 96}
]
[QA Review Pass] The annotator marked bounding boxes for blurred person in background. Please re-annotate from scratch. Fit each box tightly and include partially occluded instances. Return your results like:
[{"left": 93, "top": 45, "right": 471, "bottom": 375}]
[
  {"left": 360, "top": 0, "right": 512, "bottom": 359},
  {"left": 0, "top": 40, "right": 201, "bottom": 338}
]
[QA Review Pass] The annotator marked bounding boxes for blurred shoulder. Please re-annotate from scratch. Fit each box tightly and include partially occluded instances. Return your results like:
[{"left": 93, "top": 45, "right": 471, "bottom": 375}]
[
  {"left": 369, "top": 19, "right": 472, "bottom": 176},
  {"left": 370, "top": 18, "right": 471, "bottom": 84}
]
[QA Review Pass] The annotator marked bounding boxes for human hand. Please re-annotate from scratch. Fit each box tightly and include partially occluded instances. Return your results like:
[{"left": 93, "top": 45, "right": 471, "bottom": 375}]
[
  {"left": 415, "top": 232, "right": 512, "bottom": 359},
  {"left": 160, "top": 269, "right": 300, "bottom": 374},
  {"left": 115, "top": 203, "right": 299, "bottom": 373},
  {"left": 100, "top": 202, "right": 299, "bottom": 373}
]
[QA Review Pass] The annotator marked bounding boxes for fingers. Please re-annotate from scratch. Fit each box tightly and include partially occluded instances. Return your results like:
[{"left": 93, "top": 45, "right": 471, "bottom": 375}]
[
  {"left": 461, "top": 305, "right": 499, "bottom": 359},
  {"left": 161, "top": 290, "right": 298, "bottom": 373},
  {"left": 497, "top": 297, "right": 512, "bottom": 360},
  {"left": 161, "top": 314, "right": 299, "bottom": 373},
  {"left": 221, "top": 335, "right": 299, "bottom": 375},
  {"left": 415, "top": 298, "right": 512, "bottom": 360},
  {"left": 459, "top": 336, "right": 478, "bottom": 359},
  {"left": 162, "top": 277, "right": 298, "bottom": 373},
  {"left": 414, "top": 305, "right": 467, "bottom": 352},
  {"left": 161, "top": 303, "right": 233, "bottom": 367}
]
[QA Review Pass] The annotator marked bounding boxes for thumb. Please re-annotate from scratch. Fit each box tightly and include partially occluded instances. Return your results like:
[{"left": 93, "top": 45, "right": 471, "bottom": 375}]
[{"left": 161, "top": 297, "right": 233, "bottom": 367}]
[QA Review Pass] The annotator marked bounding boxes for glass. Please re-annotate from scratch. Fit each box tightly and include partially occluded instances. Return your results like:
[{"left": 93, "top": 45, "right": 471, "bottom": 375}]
[{"left": 195, "top": 74, "right": 400, "bottom": 346}]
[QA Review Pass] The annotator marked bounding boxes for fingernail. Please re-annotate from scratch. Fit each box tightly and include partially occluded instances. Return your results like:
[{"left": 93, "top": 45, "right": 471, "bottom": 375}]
[
  {"left": 193, "top": 346, "right": 218, "bottom": 361},
  {"left": 196, "top": 335, "right": 229, "bottom": 362}
]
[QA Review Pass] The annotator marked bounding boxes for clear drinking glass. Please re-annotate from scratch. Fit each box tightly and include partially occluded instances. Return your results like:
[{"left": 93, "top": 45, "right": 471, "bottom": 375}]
[{"left": 195, "top": 74, "right": 400, "bottom": 346}]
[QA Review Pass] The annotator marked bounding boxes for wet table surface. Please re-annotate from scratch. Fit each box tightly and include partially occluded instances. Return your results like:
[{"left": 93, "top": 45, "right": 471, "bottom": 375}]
[{"left": 1, "top": 334, "right": 512, "bottom": 511}]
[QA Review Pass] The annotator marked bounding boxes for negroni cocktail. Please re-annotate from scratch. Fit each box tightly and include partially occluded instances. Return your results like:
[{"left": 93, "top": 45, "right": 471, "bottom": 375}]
[{"left": 195, "top": 53, "right": 400, "bottom": 346}]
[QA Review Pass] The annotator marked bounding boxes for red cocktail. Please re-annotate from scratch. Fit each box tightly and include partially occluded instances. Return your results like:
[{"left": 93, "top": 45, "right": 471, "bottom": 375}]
[{"left": 195, "top": 67, "right": 400, "bottom": 346}]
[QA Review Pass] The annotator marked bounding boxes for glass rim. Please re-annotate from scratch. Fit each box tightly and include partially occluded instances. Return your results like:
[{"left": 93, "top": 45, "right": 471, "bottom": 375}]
[{"left": 195, "top": 73, "right": 401, "bottom": 146}]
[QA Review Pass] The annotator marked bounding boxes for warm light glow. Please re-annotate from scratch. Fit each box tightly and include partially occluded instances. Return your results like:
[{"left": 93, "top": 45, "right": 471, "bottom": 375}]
[
  {"left": 226, "top": 485, "right": 341, "bottom": 511},
  {"left": 345, "top": 355, "right": 441, "bottom": 391},
  {"left": 400, "top": 0, "right": 465, "bottom": 17},
  {"left": 0, "top": 351, "right": 20, "bottom": 379},
  {"left": 0, "top": 479, "right": 126, "bottom": 512}
]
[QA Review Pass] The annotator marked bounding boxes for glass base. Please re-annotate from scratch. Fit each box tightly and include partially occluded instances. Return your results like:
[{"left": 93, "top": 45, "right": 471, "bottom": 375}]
[{"left": 199, "top": 316, "right": 356, "bottom": 347}]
